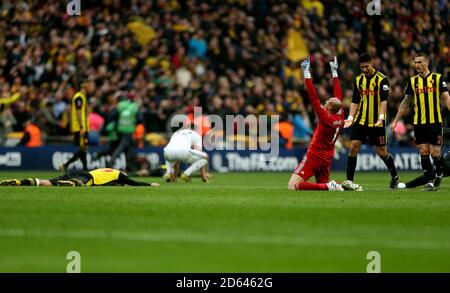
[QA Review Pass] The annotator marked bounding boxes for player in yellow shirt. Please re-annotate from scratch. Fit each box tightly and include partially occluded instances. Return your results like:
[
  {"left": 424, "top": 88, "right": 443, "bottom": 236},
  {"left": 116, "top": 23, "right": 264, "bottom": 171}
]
[
  {"left": 0, "top": 168, "right": 160, "bottom": 187},
  {"left": 60, "top": 83, "right": 92, "bottom": 172}
]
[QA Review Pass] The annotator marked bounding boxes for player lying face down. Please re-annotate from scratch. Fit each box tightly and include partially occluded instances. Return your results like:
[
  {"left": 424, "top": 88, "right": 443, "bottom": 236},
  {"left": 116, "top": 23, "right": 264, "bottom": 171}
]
[{"left": 0, "top": 168, "right": 160, "bottom": 187}]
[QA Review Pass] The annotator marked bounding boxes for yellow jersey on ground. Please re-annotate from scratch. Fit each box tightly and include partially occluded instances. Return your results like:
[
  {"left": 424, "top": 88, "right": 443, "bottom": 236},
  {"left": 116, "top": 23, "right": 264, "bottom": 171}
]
[{"left": 87, "top": 168, "right": 122, "bottom": 186}]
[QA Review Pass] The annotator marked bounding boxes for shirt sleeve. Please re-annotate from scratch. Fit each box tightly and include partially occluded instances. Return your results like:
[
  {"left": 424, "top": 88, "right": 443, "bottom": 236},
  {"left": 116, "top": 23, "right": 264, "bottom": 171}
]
[
  {"left": 118, "top": 171, "right": 152, "bottom": 186},
  {"left": 351, "top": 79, "right": 361, "bottom": 104},
  {"left": 305, "top": 78, "right": 331, "bottom": 125},
  {"left": 380, "top": 78, "right": 389, "bottom": 101},
  {"left": 404, "top": 79, "right": 414, "bottom": 96},
  {"left": 332, "top": 77, "right": 342, "bottom": 100},
  {"left": 74, "top": 96, "right": 83, "bottom": 109},
  {"left": 439, "top": 77, "right": 448, "bottom": 93}
]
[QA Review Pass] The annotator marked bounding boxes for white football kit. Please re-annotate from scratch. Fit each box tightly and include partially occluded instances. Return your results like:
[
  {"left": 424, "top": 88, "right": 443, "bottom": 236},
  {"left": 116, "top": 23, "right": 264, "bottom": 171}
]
[{"left": 164, "top": 129, "right": 208, "bottom": 176}]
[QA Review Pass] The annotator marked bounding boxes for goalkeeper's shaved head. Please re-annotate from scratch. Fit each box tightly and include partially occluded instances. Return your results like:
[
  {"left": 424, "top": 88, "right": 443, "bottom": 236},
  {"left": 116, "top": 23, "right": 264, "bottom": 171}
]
[{"left": 325, "top": 97, "right": 342, "bottom": 114}]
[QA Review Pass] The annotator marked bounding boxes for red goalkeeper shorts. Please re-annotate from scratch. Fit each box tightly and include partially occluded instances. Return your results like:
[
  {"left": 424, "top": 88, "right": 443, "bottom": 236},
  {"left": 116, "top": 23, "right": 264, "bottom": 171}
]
[{"left": 293, "top": 154, "right": 331, "bottom": 183}]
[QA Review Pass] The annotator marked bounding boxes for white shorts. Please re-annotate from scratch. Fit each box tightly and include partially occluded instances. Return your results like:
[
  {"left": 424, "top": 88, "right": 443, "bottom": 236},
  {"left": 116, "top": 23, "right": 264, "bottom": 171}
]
[{"left": 164, "top": 147, "right": 207, "bottom": 164}]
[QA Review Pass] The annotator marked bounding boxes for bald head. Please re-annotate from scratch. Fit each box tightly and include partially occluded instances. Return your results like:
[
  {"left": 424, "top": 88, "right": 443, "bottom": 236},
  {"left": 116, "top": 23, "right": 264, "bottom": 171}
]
[{"left": 325, "top": 97, "right": 342, "bottom": 114}]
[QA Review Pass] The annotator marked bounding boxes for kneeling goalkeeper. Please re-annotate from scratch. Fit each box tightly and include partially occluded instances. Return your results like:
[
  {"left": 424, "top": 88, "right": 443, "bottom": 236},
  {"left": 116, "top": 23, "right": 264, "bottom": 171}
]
[
  {"left": 288, "top": 57, "right": 346, "bottom": 191},
  {"left": 0, "top": 168, "right": 160, "bottom": 187}
]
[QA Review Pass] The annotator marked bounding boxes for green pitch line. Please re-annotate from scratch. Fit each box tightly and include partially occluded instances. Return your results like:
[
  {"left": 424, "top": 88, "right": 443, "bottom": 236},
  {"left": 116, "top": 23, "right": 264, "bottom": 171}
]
[{"left": 0, "top": 171, "right": 449, "bottom": 272}]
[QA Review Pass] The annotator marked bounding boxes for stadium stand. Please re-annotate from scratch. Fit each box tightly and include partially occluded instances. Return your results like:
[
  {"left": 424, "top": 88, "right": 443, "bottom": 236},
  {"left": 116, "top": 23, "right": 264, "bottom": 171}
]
[{"left": 0, "top": 0, "right": 449, "bottom": 147}]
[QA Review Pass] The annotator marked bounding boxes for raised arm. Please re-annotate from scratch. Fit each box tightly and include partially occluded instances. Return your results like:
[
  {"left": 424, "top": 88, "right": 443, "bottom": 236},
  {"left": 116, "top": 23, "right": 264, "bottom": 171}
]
[
  {"left": 333, "top": 78, "right": 342, "bottom": 100},
  {"left": 300, "top": 58, "right": 330, "bottom": 123},
  {"left": 329, "top": 56, "right": 342, "bottom": 100},
  {"left": 304, "top": 78, "right": 323, "bottom": 111},
  {"left": 0, "top": 92, "right": 21, "bottom": 106}
]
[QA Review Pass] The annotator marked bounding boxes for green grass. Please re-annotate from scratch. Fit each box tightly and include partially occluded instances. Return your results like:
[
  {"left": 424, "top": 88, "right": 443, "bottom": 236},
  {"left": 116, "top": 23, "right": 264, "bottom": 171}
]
[{"left": 0, "top": 171, "right": 450, "bottom": 272}]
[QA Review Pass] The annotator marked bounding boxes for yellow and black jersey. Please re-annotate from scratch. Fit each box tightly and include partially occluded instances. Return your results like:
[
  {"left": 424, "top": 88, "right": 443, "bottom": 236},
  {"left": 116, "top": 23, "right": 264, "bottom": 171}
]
[
  {"left": 50, "top": 168, "right": 153, "bottom": 187},
  {"left": 71, "top": 91, "right": 89, "bottom": 132},
  {"left": 87, "top": 168, "right": 123, "bottom": 186},
  {"left": 405, "top": 72, "right": 448, "bottom": 125},
  {"left": 352, "top": 70, "right": 389, "bottom": 127}
]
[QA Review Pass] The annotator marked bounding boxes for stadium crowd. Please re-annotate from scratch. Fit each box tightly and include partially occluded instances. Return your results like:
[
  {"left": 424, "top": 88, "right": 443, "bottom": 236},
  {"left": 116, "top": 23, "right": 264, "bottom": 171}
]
[{"left": 0, "top": 0, "right": 449, "bottom": 148}]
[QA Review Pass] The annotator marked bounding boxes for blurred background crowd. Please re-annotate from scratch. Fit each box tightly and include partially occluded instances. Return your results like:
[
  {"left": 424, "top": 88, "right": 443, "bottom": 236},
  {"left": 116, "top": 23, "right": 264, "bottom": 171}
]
[{"left": 0, "top": 0, "right": 449, "bottom": 149}]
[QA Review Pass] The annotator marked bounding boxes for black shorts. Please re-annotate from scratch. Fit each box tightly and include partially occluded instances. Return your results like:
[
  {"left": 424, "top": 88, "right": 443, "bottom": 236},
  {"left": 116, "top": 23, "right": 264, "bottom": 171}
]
[
  {"left": 414, "top": 124, "right": 443, "bottom": 146},
  {"left": 74, "top": 131, "right": 89, "bottom": 147},
  {"left": 350, "top": 123, "right": 387, "bottom": 146},
  {"left": 49, "top": 170, "right": 93, "bottom": 186}
]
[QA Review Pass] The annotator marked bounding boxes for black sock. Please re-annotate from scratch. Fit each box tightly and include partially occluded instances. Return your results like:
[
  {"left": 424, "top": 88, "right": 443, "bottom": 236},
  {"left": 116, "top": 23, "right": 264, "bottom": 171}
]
[
  {"left": 406, "top": 175, "right": 429, "bottom": 188},
  {"left": 65, "top": 151, "right": 81, "bottom": 167},
  {"left": 347, "top": 156, "right": 357, "bottom": 181},
  {"left": 421, "top": 155, "right": 433, "bottom": 182},
  {"left": 381, "top": 153, "right": 398, "bottom": 178},
  {"left": 432, "top": 155, "right": 444, "bottom": 177},
  {"left": 80, "top": 151, "right": 88, "bottom": 171}
]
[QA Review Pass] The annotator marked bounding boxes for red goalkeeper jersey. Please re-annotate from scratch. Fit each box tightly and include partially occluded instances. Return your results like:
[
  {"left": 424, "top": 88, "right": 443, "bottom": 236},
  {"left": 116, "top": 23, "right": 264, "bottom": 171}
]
[{"left": 304, "top": 77, "right": 344, "bottom": 163}]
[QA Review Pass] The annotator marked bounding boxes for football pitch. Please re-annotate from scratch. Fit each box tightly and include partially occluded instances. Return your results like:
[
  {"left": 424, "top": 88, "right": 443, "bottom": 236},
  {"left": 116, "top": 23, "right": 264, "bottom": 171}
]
[{"left": 0, "top": 171, "right": 449, "bottom": 272}]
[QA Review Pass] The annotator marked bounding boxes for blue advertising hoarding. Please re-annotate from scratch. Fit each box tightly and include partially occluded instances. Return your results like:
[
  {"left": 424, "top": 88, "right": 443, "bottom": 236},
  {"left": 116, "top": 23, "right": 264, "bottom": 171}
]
[{"left": 0, "top": 146, "right": 445, "bottom": 172}]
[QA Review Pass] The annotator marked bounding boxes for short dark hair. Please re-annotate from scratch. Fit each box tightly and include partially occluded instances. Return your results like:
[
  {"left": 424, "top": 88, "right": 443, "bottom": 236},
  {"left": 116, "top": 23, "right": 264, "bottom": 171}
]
[
  {"left": 358, "top": 53, "right": 372, "bottom": 63},
  {"left": 415, "top": 52, "right": 429, "bottom": 61}
]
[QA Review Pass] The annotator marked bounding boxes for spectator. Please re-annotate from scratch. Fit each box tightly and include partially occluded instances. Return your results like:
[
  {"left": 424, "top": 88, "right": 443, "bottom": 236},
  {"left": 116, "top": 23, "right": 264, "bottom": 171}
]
[
  {"left": 17, "top": 119, "right": 42, "bottom": 148},
  {"left": 88, "top": 102, "right": 105, "bottom": 146},
  {"left": 293, "top": 109, "right": 313, "bottom": 145},
  {"left": 0, "top": 0, "right": 447, "bottom": 148},
  {"left": 107, "top": 96, "right": 140, "bottom": 171},
  {"left": 0, "top": 107, "right": 17, "bottom": 145}
]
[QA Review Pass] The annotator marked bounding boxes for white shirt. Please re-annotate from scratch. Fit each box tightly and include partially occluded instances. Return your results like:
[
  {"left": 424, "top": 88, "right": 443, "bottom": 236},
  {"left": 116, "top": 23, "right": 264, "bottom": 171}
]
[{"left": 166, "top": 129, "right": 202, "bottom": 150}]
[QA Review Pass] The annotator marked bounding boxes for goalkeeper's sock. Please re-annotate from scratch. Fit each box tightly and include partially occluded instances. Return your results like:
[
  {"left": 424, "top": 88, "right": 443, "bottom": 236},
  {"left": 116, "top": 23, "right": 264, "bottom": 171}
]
[
  {"left": 20, "top": 178, "right": 37, "bottom": 186},
  {"left": 346, "top": 156, "right": 357, "bottom": 181},
  {"left": 432, "top": 155, "right": 444, "bottom": 177},
  {"left": 421, "top": 155, "right": 433, "bottom": 182},
  {"left": 381, "top": 153, "right": 398, "bottom": 178},
  {"left": 295, "top": 182, "right": 328, "bottom": 191}
]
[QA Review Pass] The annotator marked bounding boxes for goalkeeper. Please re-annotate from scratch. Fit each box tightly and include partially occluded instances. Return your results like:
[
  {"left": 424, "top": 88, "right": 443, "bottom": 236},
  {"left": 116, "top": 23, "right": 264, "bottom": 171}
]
[{"left": 0, "top": 168, "right": 160, "bottom": 187}]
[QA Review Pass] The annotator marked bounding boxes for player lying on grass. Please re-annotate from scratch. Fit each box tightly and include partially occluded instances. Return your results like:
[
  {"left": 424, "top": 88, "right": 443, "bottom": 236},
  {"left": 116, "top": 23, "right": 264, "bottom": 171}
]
[
  {"left": 288, "top": 57, "right": 361, "bottom": 191},
  {"left": 163, "top": 126, "right": 209, "bottom": 183},
  {"left": 398, "top": 151, "right": 450, "bottom": 189},
  {"left": 0, "top": 168, "right": 160, "bottom": 187}
]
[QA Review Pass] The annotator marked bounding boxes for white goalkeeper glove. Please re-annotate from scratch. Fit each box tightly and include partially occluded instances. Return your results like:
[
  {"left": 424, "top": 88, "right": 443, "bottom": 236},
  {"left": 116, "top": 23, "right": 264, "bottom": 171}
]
[
  {"left": 329, "top": 56, "right": 338, "bottom": 77},
  {"left": 300, "top": 58, "right": 311, "bottom": 79}
]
